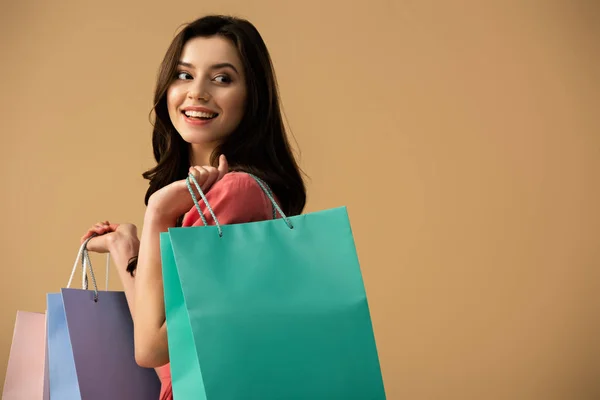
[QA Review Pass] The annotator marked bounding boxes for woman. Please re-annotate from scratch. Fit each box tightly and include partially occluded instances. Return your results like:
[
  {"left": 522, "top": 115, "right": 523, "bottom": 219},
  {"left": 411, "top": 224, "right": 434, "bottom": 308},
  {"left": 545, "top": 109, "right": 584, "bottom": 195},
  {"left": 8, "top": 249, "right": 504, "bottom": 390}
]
[{"left": 81, "top": 15, "right": 306, "bottom": 399}]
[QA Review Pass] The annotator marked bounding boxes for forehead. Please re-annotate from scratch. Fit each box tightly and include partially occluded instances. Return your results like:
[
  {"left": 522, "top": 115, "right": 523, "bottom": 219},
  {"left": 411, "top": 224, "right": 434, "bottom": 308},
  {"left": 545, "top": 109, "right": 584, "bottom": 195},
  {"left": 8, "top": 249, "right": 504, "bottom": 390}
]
[{"left": 180, "top": 36, "right": 242, "bottom": 69}]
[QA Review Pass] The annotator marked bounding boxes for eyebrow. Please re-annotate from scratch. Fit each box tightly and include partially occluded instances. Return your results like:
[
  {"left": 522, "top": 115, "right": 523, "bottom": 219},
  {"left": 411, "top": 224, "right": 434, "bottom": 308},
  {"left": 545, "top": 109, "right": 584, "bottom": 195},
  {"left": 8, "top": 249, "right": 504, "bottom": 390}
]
[{"left": 177, "top": 61, "right": 239, "bottom": 74}]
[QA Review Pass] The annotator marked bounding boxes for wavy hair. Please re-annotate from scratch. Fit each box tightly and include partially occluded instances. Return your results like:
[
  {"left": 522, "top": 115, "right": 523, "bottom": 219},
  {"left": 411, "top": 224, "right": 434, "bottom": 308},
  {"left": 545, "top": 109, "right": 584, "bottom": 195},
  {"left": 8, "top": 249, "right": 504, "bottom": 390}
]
[{"left": 127, "top": 15, "right": 306, "bottom": 275}]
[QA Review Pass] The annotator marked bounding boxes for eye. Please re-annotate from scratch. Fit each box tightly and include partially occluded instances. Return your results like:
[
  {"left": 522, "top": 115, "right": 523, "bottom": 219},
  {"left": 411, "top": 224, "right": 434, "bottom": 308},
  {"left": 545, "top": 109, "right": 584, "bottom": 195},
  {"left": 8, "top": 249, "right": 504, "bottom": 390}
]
[
  {"left": 213, "top": 74, "right": 232, "bottom": 84},
  {"left": 176, "top": 71, "right": 192, "bottom": 80}
]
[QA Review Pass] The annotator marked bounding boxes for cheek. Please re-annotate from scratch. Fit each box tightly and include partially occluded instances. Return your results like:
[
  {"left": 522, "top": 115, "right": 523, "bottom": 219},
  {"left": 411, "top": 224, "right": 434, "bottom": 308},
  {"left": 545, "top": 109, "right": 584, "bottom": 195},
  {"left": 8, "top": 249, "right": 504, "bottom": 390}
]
[
  {"left": 227, "top": 90, "right": 247, "bottom": 121},
  {"left": 166, "top": 86, "right": 182, "bottom": 114}
]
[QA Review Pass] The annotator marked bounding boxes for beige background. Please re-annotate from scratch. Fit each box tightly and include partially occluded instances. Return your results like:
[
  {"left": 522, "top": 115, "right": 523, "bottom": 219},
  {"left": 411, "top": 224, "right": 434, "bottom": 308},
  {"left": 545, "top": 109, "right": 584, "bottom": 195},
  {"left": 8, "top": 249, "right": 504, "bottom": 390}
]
[{"left": 1, "top": 0, "right": 599, "bottom": 398}]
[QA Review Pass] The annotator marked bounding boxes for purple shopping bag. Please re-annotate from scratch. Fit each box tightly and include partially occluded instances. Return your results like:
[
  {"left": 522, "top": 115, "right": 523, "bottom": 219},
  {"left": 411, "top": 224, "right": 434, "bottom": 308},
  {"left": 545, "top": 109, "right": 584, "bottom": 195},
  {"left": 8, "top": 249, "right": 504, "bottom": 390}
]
[
  {"left": 2, "top": 311, "right": 49, "bottom": 400},
  {"left": 46, "top": 239, "right": 161, "bottom": 399},
  {"left": 60, "top": 288, "right": 161, "bottom": 399}
]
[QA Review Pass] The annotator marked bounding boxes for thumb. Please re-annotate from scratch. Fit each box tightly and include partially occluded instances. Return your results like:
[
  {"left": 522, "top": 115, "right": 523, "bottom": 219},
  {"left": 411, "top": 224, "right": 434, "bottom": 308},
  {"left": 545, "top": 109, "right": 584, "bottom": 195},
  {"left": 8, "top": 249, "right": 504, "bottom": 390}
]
[{"left": 217, "top": 154, "right": 229, "bottom": 180}]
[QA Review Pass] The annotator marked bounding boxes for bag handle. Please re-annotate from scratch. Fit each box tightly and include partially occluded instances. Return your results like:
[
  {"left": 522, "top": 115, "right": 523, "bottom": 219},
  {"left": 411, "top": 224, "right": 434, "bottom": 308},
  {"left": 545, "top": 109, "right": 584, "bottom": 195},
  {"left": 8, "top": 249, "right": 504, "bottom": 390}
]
[
  {"left": 66, "top": 234, "right": 111, "bottom": 302},
  {"left": 185, "top": 173, "right": 294, "bottom": 237}
]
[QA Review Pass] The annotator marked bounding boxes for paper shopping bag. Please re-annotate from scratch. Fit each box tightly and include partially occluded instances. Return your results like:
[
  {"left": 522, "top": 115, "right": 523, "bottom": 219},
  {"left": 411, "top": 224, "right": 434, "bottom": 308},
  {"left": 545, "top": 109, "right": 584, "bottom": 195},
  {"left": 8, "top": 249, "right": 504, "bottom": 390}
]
[
  {"left": 2, "top": 311, "right": 49, "bottom": 400},
  {"left": 46, "top": 292, "right": 81, "bottom": 399},
  {"left": 46, "top": 241, "right": 161, "bottom": 399},
  {"left": 162, "top": 174, "right": 386, "bottom": 399}
]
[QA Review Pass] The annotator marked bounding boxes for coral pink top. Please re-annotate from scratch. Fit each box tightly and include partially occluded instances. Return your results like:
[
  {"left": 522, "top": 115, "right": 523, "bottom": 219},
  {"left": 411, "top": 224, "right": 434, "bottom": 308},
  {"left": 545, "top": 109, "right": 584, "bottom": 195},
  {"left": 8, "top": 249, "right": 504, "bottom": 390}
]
[{"left": 156, "top": 172, "right": 278, "bottom": 400}]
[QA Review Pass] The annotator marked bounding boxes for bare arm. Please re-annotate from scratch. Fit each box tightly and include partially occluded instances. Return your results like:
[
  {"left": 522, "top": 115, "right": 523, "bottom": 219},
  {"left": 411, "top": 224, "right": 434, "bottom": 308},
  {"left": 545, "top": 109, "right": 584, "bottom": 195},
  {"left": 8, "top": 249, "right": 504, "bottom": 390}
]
[
  {"left": 132, "top": 210, "right": 172, "bottom": 368},
  {"left": 132, "top": 156, "right": 228, "bottom": 368},
  {"left": 106, "top": 234, "right": 138, "bottom": 315},
  {"left": 105, "top": 230, "right": 165, "bottom": 376}
]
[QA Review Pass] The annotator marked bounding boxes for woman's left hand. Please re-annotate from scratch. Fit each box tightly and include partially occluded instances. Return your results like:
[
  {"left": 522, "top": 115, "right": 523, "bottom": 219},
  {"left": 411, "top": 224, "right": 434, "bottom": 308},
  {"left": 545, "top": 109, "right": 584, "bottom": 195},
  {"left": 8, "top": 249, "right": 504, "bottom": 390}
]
[
  {"left": 81, "top": 222, "right": 140, "bottom": 254},
  {"left": 147, "top": 154, "right": 229, "bottom": 223}
]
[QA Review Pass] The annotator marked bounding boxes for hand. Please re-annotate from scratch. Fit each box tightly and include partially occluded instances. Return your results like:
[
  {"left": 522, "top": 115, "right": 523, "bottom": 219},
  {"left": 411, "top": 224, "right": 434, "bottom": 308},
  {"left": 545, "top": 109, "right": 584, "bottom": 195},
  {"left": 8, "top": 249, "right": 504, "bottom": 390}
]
[
  {"left": 81, "top": 222, "right": 139, "bottom": 254},
  {"left": 147, "top": 154, "right": 229, "bottom": 223}
]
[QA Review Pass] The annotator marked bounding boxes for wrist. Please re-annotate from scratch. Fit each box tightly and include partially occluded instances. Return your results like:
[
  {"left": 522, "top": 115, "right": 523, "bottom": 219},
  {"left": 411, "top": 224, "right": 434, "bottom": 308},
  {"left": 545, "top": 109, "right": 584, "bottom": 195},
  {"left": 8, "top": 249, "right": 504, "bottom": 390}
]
[
  {"left": 145, "top": 201, "right": 178, "bottom": 227},
  {"left": 107, "top": 233, "right": 139, "bottom": 259}
]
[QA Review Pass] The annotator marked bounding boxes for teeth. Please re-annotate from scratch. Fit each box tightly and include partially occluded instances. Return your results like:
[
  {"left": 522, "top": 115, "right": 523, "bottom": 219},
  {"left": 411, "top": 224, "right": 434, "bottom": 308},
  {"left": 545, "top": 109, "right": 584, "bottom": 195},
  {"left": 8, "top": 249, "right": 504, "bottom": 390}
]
[{"left": 184, "top": 110, "right": 217, "bottom": 118}]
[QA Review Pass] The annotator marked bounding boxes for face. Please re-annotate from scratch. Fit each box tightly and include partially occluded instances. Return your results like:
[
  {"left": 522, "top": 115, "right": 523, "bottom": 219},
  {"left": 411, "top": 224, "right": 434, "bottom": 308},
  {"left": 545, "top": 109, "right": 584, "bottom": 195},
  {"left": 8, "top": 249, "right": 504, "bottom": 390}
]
[{"left": 167, "top": 36, "right": 247, "bottom": 160}]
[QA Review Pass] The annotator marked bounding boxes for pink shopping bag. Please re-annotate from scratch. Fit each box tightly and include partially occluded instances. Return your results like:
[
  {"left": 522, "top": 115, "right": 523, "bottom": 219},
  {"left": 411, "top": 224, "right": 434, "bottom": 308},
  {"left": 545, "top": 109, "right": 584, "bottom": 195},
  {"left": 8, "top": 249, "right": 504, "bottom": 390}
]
[{"left": 2, "top": 311, "right": 49, "bottom": 399}]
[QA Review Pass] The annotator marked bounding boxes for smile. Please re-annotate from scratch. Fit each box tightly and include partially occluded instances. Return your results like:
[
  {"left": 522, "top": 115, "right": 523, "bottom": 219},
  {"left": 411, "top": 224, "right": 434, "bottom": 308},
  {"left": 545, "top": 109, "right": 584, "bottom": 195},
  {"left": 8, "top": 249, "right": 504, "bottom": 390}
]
[
  {"left": 182, "top": 110, "right": 218, "bottom": 120},
  {"left": 181, "top": 110, "right": 218, "bottom": 126}
]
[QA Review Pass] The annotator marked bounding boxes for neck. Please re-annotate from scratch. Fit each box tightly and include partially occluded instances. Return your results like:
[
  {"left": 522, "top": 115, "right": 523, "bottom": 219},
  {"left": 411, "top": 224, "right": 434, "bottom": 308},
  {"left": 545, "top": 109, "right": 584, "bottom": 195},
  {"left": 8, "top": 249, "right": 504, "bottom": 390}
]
[{"left": 189, "top": 143, "right": 216, "bottom": 167}]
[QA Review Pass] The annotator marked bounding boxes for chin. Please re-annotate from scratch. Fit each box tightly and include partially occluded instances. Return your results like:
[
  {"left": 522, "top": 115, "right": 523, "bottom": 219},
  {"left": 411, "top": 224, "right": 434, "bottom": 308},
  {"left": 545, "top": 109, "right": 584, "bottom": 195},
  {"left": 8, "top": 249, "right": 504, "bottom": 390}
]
[{"left": 178, "top": 130, "right": 224, "bottom": 145}]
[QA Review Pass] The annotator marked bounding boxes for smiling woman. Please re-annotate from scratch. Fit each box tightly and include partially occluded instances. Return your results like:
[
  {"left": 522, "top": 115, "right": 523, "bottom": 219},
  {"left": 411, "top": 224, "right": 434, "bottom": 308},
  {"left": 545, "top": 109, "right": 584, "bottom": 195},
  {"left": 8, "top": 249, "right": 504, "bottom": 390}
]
[
  {"left": 137, "top": 15, "right": 306, "bottom": 216},
  {"left": 79, "top": 14, "right": 306, "bottom": 400}
]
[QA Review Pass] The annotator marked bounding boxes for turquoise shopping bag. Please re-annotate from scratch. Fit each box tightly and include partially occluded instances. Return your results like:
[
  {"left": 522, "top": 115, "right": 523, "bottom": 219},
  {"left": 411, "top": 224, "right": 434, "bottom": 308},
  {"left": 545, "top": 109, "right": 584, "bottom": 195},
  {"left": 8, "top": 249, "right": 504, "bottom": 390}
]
[{"left": 162, "top": 174, "right": 386, "bottom": 399}]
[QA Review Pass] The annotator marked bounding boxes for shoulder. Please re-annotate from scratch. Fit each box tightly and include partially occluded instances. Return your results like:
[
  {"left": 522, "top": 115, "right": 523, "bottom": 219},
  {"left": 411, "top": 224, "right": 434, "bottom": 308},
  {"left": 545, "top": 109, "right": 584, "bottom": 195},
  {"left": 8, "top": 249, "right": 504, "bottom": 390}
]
[
  {"left": 208, "top": 172, "right": 272, "bottom": 204},
  {"left": 182, "top": 172, "right": 275, "bottom": 227},
  {"left": 215, "top": 171, "right": 265, "bottom": 191}
]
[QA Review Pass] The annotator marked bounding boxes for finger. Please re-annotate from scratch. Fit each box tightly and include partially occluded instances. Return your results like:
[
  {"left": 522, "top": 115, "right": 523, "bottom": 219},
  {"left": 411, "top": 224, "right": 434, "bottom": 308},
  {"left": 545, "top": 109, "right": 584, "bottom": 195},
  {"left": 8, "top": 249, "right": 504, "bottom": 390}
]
[
  {"left": 93, "top": 223, "right": 111, "bottom": 232},
  {"left": 87, "top": 226, "right": 104, "bottom": 236},
  {"left": 217, "top": 154, "right": 229, "bottom": 180},
  {"left": 82, "top": 228, "right": 104, "bottom": 241},
  {"left": 85, "top": 235, "right": 110, "bottom": 254},
  {"left": 189, "top": 166, "right": 208, "bottom": 186},
  {"left": 81, "top": 229, "right": 102, "bottom": 243},
  {"left": 201, "top": 166, "right": 219, "bottom": 191},
  {"left": 189, "top": 167, "right": 209, "bottom": 198},
  {"left": 81, "top": 223, "right": 116, "bottom": 243},
  {"left": 92, "top": 224, "right": 110, "bottom": 233}
]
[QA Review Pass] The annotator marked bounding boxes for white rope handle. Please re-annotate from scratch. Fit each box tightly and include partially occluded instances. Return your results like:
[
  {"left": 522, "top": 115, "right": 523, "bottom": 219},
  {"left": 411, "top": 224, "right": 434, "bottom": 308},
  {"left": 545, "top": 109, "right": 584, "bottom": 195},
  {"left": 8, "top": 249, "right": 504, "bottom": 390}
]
[
  {"left": 67, "top": 240, "right": 88, "bottom": 289},
  {"left": 105, "top": 253, "right": 110, "bottom": 290},
  {"left": 66, "top": 237, "right": 111, "bottom": 290}
]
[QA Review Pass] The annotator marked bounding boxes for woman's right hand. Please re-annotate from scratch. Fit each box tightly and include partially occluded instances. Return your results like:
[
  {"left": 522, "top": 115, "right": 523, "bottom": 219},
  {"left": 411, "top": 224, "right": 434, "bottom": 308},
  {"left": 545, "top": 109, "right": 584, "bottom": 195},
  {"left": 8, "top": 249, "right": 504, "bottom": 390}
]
[{"left": 146, "top": 154, "right": 229, "bottom": 224}]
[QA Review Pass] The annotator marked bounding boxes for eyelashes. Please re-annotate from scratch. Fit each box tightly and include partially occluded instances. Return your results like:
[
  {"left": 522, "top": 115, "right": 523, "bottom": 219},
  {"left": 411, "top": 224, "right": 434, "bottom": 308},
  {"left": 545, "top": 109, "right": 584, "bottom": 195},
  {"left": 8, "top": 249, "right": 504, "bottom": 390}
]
[
  {"left": 176, "top": 71, "right": 193, "bottom": 80},
  {"left": 214, "top": 75, "right": 232, "bottom": 83},
  {"left": 175, "top": 71, "right": 232, "bottom": 84}
]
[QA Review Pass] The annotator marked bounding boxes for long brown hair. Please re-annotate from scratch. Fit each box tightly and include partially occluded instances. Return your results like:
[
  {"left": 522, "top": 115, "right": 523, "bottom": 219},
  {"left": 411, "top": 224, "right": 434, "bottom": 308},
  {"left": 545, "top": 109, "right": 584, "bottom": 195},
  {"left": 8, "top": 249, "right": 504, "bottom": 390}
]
[
  {"left": 127, "top": 16, "right": 306, "bottom": 275},
  {"left": 143, "top": 15, "right": 306, "bottom": 217}
]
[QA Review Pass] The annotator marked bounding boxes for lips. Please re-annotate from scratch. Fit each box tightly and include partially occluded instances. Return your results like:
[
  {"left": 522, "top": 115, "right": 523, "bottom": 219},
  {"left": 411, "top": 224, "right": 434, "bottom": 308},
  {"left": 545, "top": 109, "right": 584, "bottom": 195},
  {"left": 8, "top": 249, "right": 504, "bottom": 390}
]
[
  {"left": 182, "top": 106, "right": 219, "bottom": 119},
  {"left": 180, "top": 105, "right": 219, "bottom": 126},
  {"left": 183, "top": 110, "right": 218, "bottom": 120},
  {"left": 181, "top": 112, "right": 217, "bottom": 126}
]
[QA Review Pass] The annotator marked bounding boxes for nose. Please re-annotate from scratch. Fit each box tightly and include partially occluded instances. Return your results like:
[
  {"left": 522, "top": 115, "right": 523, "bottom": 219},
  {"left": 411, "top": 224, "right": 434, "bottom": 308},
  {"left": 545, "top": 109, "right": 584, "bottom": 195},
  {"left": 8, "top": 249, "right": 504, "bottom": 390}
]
[{"left": 188, "top": 80, "right": 211, "bottom": 101}]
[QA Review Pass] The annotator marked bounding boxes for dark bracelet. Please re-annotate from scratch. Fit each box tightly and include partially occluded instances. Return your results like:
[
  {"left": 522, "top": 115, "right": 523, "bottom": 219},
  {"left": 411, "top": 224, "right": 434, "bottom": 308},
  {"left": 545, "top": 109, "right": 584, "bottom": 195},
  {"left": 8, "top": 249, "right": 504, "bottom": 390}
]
[{"left": 126, "top": 255, "right": 138, "bottom": 277}]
